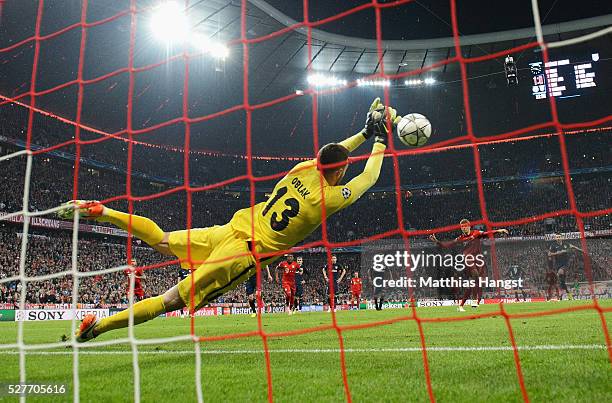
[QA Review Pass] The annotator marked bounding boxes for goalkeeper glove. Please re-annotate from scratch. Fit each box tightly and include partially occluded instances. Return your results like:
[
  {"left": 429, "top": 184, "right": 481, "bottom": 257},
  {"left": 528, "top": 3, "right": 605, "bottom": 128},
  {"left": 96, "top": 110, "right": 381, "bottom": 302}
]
[
  {"left": 375, "top": 106, "right": 401, "bottom": 145},
  {"left": 362, "top": 98, "right": 384, "bottom": 139},
  {"left": 363, "top": 98, "right": 401, "bottom": 145}
]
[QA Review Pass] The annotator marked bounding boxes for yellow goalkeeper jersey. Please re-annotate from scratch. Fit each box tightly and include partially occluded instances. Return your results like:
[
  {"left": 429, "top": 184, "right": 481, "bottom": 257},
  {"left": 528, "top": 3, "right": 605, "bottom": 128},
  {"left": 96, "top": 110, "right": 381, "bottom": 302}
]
[{"left": 229, "top": 134, "right": 385, "bottom": 254}]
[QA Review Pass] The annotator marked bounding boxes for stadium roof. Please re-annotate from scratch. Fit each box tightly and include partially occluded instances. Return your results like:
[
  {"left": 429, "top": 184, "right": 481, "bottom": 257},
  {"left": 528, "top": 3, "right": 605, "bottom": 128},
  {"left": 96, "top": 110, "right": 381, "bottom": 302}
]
[
  {"left": 142, "top": 0, "right": 612, "bottom": 89},
  {"left": 1, "top": 1, "right": 610, "bottom": 156}
]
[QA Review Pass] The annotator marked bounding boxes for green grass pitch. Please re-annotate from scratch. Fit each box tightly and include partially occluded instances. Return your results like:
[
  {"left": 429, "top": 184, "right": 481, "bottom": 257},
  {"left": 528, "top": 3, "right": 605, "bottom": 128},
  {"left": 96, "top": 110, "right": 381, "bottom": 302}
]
[{"left": 0, "top": 300, "right": 610, "bottom": 402}]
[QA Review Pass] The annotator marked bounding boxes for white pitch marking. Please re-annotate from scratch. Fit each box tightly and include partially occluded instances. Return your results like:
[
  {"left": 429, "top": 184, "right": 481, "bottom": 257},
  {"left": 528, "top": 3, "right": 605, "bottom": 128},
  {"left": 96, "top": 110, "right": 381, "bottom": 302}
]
[{"left": 0, "top": 345, "right": 606, "bottom": 355}]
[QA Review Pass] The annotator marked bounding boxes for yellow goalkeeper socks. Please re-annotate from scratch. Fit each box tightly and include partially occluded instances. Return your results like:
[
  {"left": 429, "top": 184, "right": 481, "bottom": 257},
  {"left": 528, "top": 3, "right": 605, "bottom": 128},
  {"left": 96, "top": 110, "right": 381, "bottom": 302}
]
[
  {"left": 94, "top": 295, "right": 166, "bottom": 335},
  {"left": 96, "top": 208, "right": 165, "bottom": 246}
]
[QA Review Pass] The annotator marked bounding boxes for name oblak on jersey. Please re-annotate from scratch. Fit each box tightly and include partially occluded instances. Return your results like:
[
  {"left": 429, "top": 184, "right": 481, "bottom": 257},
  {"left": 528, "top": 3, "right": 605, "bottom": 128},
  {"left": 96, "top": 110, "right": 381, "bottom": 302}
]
[{"left": 291, "top": 177, "right": 311, "bottom": 199}]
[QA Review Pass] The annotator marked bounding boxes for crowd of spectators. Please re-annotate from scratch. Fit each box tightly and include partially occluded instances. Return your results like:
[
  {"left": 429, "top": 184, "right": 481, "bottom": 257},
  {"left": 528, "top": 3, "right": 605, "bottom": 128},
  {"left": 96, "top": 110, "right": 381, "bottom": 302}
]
[
  {"left": 1, "top": 101, "right": 610, "bottom": 191},
  {"left": 0, "top": 225, "right": 609, "bottom": 306},
  {"left": 0, "top": 142, "right": 610, "bottom": 243}
]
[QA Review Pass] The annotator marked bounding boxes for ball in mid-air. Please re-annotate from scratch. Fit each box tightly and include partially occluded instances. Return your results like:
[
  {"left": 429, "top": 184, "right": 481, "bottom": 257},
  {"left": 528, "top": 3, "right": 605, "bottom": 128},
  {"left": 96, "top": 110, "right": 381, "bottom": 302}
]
[{"left": 397, "top": 113, "right": 431, "bottom": 147}]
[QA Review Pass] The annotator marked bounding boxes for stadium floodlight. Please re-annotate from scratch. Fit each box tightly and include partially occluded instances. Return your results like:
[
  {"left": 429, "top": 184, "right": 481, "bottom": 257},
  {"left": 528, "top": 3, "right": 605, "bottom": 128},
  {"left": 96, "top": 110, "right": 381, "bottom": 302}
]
[
  {"left": 191, "top": 34, "right": 229, "bottom": 59},
  {"left": 210, "top": 43, "right": 230, "bottom": 59},
  {"left": 307, "top": 74, "right": 347, "bottom": 87},
  {"left": 404, "top": 79, "right": 423, "bottom": 86},
  {"left": 151, "top": 3, "right": 229, "bottom": 59},
  {"left": 150, "top": 1, "right": 189, "bottom": 43},
  {"left": 404, "top": 78, "right": 436, "bottom": 86},
  {"left": 357, "top": 79, "right": 391, "bottom": 87}
]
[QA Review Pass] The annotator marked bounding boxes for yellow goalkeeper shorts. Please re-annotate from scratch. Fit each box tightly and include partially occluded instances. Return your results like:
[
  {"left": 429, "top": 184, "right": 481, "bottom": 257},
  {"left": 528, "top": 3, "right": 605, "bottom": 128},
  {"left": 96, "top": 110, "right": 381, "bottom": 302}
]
[{"left": 169, "top": 224, "right": 262, "bottom": 310}]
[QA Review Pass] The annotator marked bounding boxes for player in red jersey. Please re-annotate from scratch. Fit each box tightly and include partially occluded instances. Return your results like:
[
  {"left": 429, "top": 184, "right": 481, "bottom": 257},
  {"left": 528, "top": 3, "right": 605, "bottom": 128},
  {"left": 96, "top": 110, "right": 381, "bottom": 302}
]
[
  {"left": 123, "top": 259, "right": 145, "bottom": 302},
  {"left": 544, "top": 262, "right": 560, "bottom": 301},
  {"left": 350, "top": 271, "right": 362, "bottom": 309},
  {"left": 430, "top": 219, "right": 508, "bottom": 312},
  {"left": 275, "top": 254, "right": 300, "bottom": 314},
  {"left": 547, "top": 234, "right": 582, "bottom": 301}
]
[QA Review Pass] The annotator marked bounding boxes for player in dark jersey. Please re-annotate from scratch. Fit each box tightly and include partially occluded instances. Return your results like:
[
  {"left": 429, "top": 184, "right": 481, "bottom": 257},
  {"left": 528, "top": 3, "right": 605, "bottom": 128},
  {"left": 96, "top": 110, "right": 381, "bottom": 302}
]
[
  {"left": 372, "top": 269, "right": 386, "bottom": 311},
  {"left": 322, "top": 255, "right": 346, "bottom": 309},
  {"left": 350, "top": 271, "right": 362, "bottom": 309},
  {"left": 506, "top": 264, "right": 526, "bottom": 302},
  {"left": 293, "top": 256, "right": 305, "bottom": 313},
  {"left": 245, "top": 265, "right": 272, "bottom": 317},
  {"left": 430, "top": 219, "right": 508, "bottom": 311},
  {"left": 276, "top": 254, "right": 300, "bottom": 314},
  {"left": 123, "top": 259, "right": 145, "bottom": 302},
  {"left": 547, "top": 234, "right": 582, "bottom": 300},
  {"left": 557, "top": 268, "right": 568, "bottom": 298},
  {"left": 544, "top": 258, "right": 559, "bottom": 301}
]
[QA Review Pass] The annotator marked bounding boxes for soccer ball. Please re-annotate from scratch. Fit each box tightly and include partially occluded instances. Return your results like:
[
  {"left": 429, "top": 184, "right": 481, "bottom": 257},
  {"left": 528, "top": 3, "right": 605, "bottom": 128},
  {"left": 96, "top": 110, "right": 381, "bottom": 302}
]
[{"left": 396, "top": 113, "right": 432, "bottom": 147}]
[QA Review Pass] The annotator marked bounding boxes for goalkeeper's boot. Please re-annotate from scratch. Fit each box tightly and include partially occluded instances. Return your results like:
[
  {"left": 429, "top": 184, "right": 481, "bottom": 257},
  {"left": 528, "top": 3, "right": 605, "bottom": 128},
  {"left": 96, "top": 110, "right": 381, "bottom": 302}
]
[
  {"left": 250, "top": 313, "right": 257, "bottom": 318},
  {"left": 76, "top": 314, "right": 99, "bottom": 343},
  {"left": 57, "top": 200, "right": 104, "bottom": 220}
]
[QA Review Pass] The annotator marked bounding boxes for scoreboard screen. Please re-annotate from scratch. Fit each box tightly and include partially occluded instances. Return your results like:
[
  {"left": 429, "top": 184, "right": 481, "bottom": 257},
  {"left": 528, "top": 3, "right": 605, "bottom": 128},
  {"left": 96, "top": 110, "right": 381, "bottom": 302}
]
[{"left": 530, "top": 53, "right": 599, "bottom": 100}]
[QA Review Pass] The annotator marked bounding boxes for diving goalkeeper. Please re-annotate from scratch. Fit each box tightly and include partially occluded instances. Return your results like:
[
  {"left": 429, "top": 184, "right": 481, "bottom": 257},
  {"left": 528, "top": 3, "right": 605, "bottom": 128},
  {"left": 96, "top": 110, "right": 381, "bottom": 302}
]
[{"left": 60, "top": 98, "right": 399, "bottom": 342}]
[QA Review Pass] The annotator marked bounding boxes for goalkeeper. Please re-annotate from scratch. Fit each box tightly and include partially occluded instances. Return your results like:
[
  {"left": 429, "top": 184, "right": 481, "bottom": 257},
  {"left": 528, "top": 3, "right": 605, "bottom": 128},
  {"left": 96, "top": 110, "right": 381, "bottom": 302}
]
[{"left": 61, "top": 98, "right": 399, "bottom": 342}]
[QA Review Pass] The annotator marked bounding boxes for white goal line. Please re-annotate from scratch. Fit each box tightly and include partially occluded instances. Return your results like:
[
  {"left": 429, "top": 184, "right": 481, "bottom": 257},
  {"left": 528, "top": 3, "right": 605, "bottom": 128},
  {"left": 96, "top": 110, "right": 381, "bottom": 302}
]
[{"left": 0, "top": 344, "right": 606, "bottom": 355}]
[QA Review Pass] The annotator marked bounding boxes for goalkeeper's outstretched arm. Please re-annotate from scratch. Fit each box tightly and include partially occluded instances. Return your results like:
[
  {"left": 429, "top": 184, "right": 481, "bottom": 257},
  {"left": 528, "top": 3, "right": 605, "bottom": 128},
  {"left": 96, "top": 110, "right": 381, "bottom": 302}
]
[
  {"left": 324, "top": 141, "right": 386, "bottom": 215},
  {"left": 344, "top": 142, "right": 386, "bottom": 197},
  {"left": 289, "top": 97, "right": 396, "bottom": 178},
  {"left": 338, "top": 131, "right": 368, "bottom": 153},
  {"left": 321, "top": 97, "right": 399, "bottom": 214}
]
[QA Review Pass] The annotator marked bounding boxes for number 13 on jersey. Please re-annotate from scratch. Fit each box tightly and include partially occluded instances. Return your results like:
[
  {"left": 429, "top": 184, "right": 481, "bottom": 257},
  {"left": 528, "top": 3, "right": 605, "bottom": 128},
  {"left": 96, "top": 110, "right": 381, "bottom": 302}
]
[{"left": 262, "top": 186, "right": 300, "bottom": 231}]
